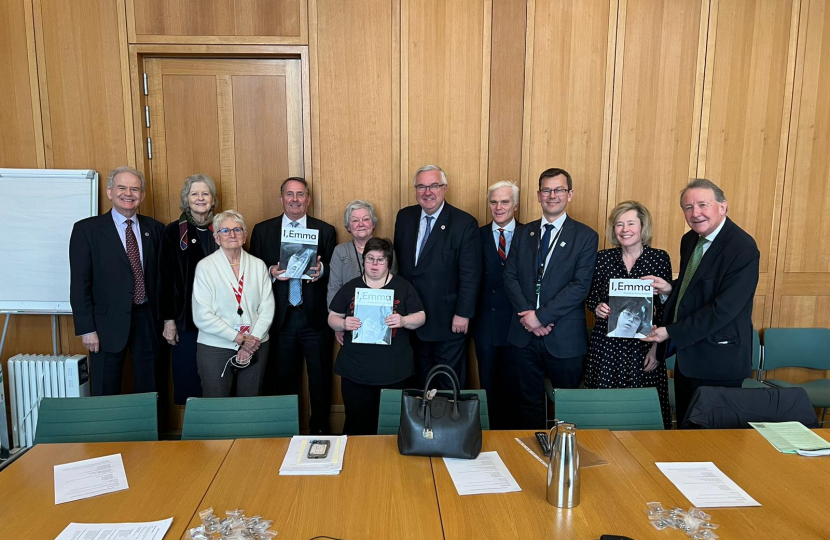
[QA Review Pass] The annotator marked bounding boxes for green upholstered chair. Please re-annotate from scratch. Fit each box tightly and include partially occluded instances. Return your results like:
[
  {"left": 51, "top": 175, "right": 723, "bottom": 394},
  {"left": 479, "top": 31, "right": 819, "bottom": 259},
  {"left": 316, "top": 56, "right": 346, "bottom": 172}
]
[
  {"left": 181, "top": 395, "right": 299, "bottom": 440},
  {"left": 667, "top": 328, "right": 764, "bottom": 411},
  {"left": 377, "top": 389, "right": 490, "bottom": 435},
  {"left": 761, "top": 328, "right": 830, "bottom": 423},
  {"left": 34, "top": 392, "right": 158, "bottom": 444},
  {"left": 552, "top": 387, "right": 664, "bottom": 430}
]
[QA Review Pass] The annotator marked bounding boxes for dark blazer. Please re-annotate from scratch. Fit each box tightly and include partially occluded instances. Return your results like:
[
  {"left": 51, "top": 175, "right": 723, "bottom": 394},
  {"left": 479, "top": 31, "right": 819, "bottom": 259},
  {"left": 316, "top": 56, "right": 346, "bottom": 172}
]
[
  {"left": 663, "top": 217, "right": 759, "bottom": 380},
  {"left": 503, "top": 216, "right": 598, "bottom": 357},
  {"left": 474, "top": 221, "right": 524, "bottom": 347},
  {"left": 157, "top": 220, "right": 216, "bottom": 331},
  {"left": 69, "top": 212, "right": 164, "bottom": 353},
  {"left": 394, "top": 203, "right": 482, "bottom": 342},
  {"left": 249, "top": 214, "right": 337, "bottom": 330}
]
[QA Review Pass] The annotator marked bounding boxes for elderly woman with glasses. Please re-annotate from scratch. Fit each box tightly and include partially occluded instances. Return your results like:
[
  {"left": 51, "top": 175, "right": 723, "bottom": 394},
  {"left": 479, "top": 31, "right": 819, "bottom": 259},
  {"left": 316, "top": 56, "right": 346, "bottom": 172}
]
[
  {"left": 327, "top": 200, "right": 398, "bottom": 344},
  {"left": 585, "top": 200, "right": 672, "bottom": 428},
  {"left": 192, "top": 210, "right": 275, "bottom": 397},
  {"left": 158, "top": 173, "right": 220, "bottom": 403},
  {"left": 328, "top": 237, "right": 425, "bottom": 435}
]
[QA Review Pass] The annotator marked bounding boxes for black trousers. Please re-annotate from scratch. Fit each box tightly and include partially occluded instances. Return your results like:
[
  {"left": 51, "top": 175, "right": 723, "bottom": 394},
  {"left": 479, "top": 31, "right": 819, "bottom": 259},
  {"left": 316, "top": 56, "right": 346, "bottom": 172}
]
[
  {"left": 340, "top": 377, "right": 409, "bottom": 435},
  {"left": 411, "top": 333, "right": 467, "bottom": 389},
  {"left": 674, "top": 361, "right": 743, "bottom": 428},
  {"left": 90, "top": 303, "right": 159, "bottom": 396},
  {"left": 474, "top": 340, "right": 519, "bottom": 429},
  {"left": 196, "top": 341, "right": 269, "bottom": 398},
  {"left": 512, "top": 337, "right": 583, "bottom": 429},
  {"left": 273, "top": 307, "right": 333, "bottom": 433},
  {"left": 171, "top": 326, "right": 202, "bottom": 404}
]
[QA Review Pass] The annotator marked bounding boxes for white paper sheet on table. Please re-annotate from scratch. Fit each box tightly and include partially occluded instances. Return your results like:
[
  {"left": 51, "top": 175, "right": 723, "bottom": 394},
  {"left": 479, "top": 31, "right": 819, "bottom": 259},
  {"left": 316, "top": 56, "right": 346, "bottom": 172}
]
[
  {"left": 54, "top": 453, "right": 129, "bottom": 505},
  {"left": 54, "top": 517, "right": 173, "bottom": 540},
  {"left": 655, "top": 462, "right": 760, "bottom": 508},
  {"left": 443, "top": 451, "right": 522, "bottom": 496}
]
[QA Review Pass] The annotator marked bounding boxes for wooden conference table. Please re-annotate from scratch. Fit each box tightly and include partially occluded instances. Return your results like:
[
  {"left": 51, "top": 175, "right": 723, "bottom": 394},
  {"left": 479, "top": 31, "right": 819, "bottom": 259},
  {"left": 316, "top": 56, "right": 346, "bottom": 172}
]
[
  {"left": 2, "top": 429, "right": 829, "bottom": 539},
  {"left": 616, "top": 428, "right": 830, "bottom": 540}
]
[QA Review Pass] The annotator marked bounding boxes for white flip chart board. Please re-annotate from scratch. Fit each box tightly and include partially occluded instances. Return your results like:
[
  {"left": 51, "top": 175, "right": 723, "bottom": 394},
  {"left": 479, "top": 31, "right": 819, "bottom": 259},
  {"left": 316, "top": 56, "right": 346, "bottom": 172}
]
[{"left": 0, "top": 169, "right": 98, "bottom": 314}]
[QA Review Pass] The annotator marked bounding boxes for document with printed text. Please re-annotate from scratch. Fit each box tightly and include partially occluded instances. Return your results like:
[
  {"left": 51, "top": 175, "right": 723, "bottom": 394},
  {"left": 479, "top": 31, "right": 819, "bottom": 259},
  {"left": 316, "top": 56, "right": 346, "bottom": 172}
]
[
  {"left": 749, "top": 421, "right": 830, "bottom": 455},
  {"left": 443, "top": 451, "right": 522, "bottom": 496},
  {"left": 655, "top": 462, "right": 760, "bottom": 508},
  {"left": 54, "top": 453, "right": 129, "bottom": 505},
  {"left": 54, "top": 517, "right": 173, "bottom": 540}
]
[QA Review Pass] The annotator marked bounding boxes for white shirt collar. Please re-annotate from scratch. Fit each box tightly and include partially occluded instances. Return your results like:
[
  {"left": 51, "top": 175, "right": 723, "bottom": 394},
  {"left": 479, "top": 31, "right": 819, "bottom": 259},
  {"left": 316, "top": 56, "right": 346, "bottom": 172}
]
[
  {"left": 111, "top": 208, "right": 137, "bottom": 225},
  {"left": 282, "top": 213, "right": 308, "bottom": 228},
  {"left": 491, "top": 218, "right": 516, "bottom": 232},
  {"left": 540, "top": 212, "right": 567, "bottom": 232},
  {"left": 420, "top": 202, "right": 445, "bottom": 222},
  {"left": 704, "top": 216, "right": 727, "bottom": 243}
]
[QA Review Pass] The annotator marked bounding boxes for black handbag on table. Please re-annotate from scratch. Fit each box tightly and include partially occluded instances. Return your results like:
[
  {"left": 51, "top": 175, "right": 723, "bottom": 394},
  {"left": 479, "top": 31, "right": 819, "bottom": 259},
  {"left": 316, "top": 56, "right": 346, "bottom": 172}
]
[{"left": 397, "top": 364, "right": 482, "bottom": 459}]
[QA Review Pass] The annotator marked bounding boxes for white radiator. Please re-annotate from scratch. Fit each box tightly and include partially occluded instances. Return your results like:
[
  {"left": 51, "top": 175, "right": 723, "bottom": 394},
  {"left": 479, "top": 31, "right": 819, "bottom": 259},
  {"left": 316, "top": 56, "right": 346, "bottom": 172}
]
[
  {"left": 7, "top": 354, "right": 90, "bottom": 449},
  {"left": 1, "top": 364, "right": 9, "bottom": 457}
]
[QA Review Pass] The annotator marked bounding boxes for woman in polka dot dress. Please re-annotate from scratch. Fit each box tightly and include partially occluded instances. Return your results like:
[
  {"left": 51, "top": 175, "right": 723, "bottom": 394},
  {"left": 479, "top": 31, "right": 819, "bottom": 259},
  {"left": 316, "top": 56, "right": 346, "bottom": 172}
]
[{"left": 585, "top": 201, "right": 673, "bottom": 429}]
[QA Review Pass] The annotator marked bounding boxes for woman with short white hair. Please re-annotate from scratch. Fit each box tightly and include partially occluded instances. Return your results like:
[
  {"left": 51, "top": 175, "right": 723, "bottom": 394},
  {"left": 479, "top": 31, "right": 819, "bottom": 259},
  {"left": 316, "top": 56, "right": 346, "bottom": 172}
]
[{"left": 192, "top": 210, "right": 275, "bottom": 396}]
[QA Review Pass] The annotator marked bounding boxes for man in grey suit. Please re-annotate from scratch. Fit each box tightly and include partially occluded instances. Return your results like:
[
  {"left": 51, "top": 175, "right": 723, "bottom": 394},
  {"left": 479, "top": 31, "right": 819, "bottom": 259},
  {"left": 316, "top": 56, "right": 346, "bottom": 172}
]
[{"left": 503, "top": 168, "right": 598, "bottom": 428}]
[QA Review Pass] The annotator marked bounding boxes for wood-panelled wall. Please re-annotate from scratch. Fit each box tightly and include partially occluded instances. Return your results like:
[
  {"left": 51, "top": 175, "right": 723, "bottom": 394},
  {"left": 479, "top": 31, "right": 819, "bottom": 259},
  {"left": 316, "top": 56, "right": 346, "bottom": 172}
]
[{"left": 3, "top": 0, "right": 830, "bottom": 432}]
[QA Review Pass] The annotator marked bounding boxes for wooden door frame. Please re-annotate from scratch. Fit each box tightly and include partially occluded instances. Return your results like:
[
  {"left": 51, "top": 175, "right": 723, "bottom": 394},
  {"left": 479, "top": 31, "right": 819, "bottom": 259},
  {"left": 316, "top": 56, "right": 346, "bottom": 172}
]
[{"left": 127, "top": 44, "right": 313, "bottom": 219}]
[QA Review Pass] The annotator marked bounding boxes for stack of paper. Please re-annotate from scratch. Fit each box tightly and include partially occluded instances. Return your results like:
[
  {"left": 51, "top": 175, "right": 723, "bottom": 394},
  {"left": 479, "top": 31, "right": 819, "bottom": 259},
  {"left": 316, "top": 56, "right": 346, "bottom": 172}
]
[
  {"left": 749, "top": 421, "right": 830, "bottom": 456},
  {"left": 278, "top": 436, "right": 347, "bottom": 476}
]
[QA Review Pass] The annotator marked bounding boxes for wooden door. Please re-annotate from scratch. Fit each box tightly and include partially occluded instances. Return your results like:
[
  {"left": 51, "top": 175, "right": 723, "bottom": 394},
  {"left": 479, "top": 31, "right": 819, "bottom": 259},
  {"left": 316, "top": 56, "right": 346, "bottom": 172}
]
[{"left": 143, "top": 57, "right": 305, "bottom": 228}]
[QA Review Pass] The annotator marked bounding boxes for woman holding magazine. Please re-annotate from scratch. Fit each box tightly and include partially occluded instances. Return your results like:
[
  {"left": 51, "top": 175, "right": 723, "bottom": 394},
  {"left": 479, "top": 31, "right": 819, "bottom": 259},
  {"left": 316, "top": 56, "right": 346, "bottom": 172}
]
[
  {"left": 585, "top": 201, "right": 672, "bottom": 428},
  {"left": 328, "top": 237, "right": 425, "bottom": 435}
]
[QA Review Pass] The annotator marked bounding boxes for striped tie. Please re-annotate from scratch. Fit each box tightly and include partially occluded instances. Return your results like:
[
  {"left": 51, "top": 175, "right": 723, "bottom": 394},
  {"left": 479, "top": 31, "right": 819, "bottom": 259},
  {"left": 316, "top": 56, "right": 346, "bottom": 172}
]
[{"left": 497, "top": 228, "right": 507, "bottom": 261}]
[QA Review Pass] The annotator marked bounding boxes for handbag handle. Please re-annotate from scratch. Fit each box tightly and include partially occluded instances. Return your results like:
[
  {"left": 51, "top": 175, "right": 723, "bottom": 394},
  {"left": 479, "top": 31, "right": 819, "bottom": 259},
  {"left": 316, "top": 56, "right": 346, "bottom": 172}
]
[{"left": 421, "top": 364, "right": 461, "bottom": 422}]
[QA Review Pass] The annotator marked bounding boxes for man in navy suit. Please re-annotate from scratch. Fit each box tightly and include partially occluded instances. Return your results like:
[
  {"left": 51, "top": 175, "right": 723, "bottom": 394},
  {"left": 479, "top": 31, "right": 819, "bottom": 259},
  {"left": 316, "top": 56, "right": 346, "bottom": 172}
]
[
  {"left": 70, "top": 166, "right": 165, "bottom": 395},
  {"left": 474, "top": 181, "right": 523, "bottom": 428},
  {"left": 504, "top": 168, "right": 598, "bottom": 428},
  {"left": 644, "top": 178, "right": 759, "bottom": 425},
  {"left": 250, "top": 177, "right": 336, "bottom": 434},
  {"left": 394, "top": 165, "right": 482, "bottom": 389}
]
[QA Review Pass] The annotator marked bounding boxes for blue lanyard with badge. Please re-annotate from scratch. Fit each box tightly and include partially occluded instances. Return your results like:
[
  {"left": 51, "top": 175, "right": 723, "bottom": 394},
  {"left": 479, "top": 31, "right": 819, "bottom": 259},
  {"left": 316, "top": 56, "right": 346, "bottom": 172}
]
[{"left": 536, "top": 225, "right": 563, "bottom": 308}]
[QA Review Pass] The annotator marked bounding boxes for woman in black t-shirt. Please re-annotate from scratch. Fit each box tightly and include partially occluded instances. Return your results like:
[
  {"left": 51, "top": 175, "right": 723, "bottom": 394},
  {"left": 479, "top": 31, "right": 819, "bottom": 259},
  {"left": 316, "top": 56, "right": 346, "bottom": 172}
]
[{"left": 328, "top": 237, "right": 425, "bottom": 435}]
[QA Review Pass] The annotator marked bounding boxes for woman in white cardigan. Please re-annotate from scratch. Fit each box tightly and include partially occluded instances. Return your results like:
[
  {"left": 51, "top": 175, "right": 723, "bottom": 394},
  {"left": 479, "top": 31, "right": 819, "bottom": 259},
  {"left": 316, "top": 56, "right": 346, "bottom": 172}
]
[{"left": 192, "top": 210, "right": 275, "bottom": 397}]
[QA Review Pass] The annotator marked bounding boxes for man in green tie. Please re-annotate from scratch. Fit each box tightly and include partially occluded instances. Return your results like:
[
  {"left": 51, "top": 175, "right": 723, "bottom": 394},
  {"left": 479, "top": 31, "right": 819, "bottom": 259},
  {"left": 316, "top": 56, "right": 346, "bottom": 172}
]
[{"left": 643, "top": 178, "right": 759, "bottom": 426}]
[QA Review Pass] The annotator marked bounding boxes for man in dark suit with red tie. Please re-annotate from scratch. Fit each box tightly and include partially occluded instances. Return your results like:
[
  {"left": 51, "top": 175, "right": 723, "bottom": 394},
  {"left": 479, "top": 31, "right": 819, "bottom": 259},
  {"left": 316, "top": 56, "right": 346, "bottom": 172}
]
[
  {"left": 503, "top": 168, "right": 598, "bottom": 428},
  {"left": 474, "top": 181, "right": 523, "bottom": 428},
  {"left": 644, "top": 178, "right": 759, "bottom": 425},
  {"left": 394, "top": 165, "right": 482, "bottom": 389},
  {"left": 70, "top": 166, "right": 164, "bottom": 395},
  {"left": 250, "top": 177, "right": 336, "bottom": 434}
]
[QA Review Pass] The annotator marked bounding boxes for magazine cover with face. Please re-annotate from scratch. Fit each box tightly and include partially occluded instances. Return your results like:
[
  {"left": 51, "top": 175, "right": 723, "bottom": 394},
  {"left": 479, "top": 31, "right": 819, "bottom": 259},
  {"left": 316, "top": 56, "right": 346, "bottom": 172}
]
[
  {"left": 607, "top": 279, "right": 653, "bottom": 338},
  {"left": 280, "top": 227, "right": 319, "bottom": 279},
  {"left": 352, "top": 287, "right": 393, "bottom": 345}
]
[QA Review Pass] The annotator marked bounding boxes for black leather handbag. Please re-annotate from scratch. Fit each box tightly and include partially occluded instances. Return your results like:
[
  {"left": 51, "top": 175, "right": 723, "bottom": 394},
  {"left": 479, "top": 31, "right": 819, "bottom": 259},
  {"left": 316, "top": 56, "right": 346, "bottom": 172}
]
[{"left": 397, "top": 365, "right": 482, "bottom": 459}]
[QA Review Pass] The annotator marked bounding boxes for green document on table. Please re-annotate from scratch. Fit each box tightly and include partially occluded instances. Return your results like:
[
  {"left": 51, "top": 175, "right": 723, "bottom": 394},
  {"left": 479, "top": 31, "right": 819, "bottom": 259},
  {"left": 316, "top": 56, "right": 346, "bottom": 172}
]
[{"left": 749, "top": 421, "right": 830, "bottom": 455}]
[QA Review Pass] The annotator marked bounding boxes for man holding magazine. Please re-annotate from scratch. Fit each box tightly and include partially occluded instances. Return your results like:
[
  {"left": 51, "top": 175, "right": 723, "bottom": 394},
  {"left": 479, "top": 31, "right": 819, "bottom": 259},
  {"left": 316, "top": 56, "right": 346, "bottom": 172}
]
[{"left": 250, "top": 177, "right": 336, "bottom": 434}]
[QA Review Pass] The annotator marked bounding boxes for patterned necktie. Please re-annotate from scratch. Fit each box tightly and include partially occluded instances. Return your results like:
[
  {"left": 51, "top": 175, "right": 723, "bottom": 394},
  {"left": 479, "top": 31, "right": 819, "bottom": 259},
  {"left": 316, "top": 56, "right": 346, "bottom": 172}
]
[
  {"left": 289, "top": 221, "right": 302, "bottom": 306},
  {"left": 497, "top": 228, "right": 507, "bottom": 261},
  {"left": 674, "top": 236, "right": 708, "bottom": 321},
  {"left": 418, "top": 215, "right": 434, "bottom": 261},
  {"left": 125, "top": 219, "right": 146, "bottom": 304}
]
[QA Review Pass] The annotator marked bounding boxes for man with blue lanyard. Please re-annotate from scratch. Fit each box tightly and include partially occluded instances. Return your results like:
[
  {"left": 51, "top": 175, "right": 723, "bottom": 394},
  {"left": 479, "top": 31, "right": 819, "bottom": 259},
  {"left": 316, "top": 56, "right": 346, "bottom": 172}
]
[{"left": 503, "top": 168, "right": 598, "bottom": 428}]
